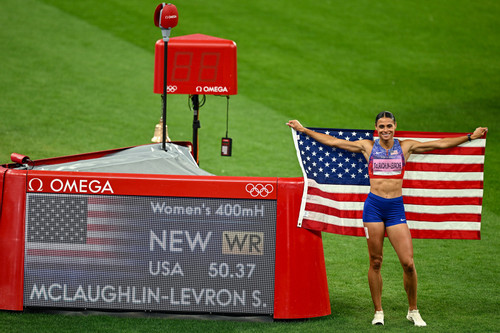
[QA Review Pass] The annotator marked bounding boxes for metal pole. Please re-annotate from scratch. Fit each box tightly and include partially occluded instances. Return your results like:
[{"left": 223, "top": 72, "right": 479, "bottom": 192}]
[
  {"left": 191, "top": 94, "right": 200, "bottom": 164},
  {"left": 162, "top": 40, "right": 168, "bottom": 151}
]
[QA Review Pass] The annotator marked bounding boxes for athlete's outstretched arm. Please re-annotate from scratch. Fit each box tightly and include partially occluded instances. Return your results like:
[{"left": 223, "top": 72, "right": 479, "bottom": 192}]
[
  {"left": 404, "top": 127, "right": 488, "bottom": 154},
  {"left": 286, "top": 120, "right": 371, "bottom": 154}
]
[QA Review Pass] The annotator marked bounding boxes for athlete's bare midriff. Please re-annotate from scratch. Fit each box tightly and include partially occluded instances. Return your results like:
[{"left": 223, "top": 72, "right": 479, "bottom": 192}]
[{"left": 369, "top": 178, "right": 404, "bottom": 198}]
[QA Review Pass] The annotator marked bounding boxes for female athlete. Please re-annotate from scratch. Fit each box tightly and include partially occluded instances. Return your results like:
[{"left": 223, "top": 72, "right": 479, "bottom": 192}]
[{"left": 286, "top": 112, "right": 487, "bottom": 326}]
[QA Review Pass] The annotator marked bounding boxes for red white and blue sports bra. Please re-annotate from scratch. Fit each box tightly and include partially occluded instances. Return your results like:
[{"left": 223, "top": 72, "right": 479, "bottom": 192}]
[{"left": 368, "top": 139, "right": 406, "bottom": 179}]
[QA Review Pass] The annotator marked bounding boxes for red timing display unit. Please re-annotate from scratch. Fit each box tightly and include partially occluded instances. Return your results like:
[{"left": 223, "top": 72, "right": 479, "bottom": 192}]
[
  {"left": 0, "top": 146, "right": 330, "bottom": 319},
  {"left": 154, "top": 34, "right": 237, "bottom": 95}
]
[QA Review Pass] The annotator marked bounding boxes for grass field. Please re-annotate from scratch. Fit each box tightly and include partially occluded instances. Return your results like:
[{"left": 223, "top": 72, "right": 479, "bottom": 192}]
[{"left": 1, "top": 0, "right": 499, "bottom": 332}]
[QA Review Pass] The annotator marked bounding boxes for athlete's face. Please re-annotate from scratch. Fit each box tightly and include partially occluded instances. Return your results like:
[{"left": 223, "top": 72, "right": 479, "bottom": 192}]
[{"left": 375, "top": 117, "right": 397, "bottom": 141}]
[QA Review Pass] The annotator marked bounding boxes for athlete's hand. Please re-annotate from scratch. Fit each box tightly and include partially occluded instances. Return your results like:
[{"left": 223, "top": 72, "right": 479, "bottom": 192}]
[
  {"left": 286, "top": 120, "right": 306, "bottom": 133},
  {"left": 471, "top": 127, "right": 488, "bottom": 140}
]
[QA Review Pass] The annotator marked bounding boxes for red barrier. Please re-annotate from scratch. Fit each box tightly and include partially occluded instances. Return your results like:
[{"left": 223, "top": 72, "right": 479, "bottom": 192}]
[
  {"left": 0, "top": 169, "right": 27, "bottom": 311},
  {"left": 0, "top": 148, "right": 330, "bottom": 318},
  {"left": 274, "top": 178, "right": 331, "bottom": 319}
]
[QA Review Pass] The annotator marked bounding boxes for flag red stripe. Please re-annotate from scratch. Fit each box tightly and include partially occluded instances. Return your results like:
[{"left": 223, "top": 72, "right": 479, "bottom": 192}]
[
  {"left": 403, "top": 196, "right": 483, "bottom": 206},
  {"left": 307, "top": 187, "right": 368, "bottom": 202},
  {"left": 409, "top": 229, "right": 481, "bottom": 240},
  {"left": 302, "top": 219, "right": 365, "bottom": 237},
  {"left": 403, "top": 179, "right": 483, "bottom": 189},
  {"left": 405, "top": 162, "right": 484, "bottom": 172},
  {"left": 87, "top": 211, "right": 123, "bottom": 218},
  {"left": 87, "top": 224, "right": 120, "bottom": 232},
  {"left": 305, "top": 202, "right": 363, "bottom": 219},
  {"left": 393, "top": 131, "right": 471, "bottom": 138},
  {"left": 415, "top": 146, "right": 484, "bottom": 155},
  {"left": 405, "top": 212, "right": 481, "bottom": 222},
  {"left": 27, "top": 248, "right": 116, "bottom": 258}
]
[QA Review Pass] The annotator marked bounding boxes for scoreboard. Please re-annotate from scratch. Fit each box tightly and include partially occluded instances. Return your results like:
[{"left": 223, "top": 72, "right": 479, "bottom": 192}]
[
  {"left": 153, "top": 34, "right": 237, "bottom": 95},
  {"left": 0, "top": 146, "right": 331, "bottom": 319},
  {"left": 24, "top": 194, "right": 276, "bottom": 314}
]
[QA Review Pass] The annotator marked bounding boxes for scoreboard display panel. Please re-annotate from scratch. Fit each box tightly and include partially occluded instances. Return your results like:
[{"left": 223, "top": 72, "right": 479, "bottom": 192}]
[
  {"left": 23, "top": 193, "right": 276, "bottom": 314},
  {"left": 153, "top": 34, "right": 237, "bottom": 95}
]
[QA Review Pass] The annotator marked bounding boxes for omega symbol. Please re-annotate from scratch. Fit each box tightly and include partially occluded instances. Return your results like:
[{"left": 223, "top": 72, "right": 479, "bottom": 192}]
[{"left": 28, "top": 178, "right": 43, "bottom": 192}]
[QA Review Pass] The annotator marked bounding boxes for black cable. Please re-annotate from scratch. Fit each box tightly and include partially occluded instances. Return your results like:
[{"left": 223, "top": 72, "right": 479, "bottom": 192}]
[
  {"left": 225, "top": 96, "right": 230, "bottom": 137},
  {"left": 213, "top": 95, "right": 230, "bottom": 137},
  {"left": 187, "top": 94, "right": 230, "bottom": 136},
  {"left": 188, "top": 94, "right": 206, "bottom": 110}
]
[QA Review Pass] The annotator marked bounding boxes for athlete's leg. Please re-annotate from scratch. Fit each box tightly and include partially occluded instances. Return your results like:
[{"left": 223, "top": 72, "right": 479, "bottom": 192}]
[
  {"left": 386, "top": 223, "right": 417, "bottom": 310},
  {"left": 364, "top": 222, "right": 386, "bottom": 312}
]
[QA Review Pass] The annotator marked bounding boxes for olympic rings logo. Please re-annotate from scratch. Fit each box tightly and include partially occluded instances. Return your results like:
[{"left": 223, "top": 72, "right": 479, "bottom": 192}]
[
  {"left": 166, "top": 85, "right": 178, "bottom": 93},
  {"left": 245, "top": 183, "right": 274, "bottom": 198}
]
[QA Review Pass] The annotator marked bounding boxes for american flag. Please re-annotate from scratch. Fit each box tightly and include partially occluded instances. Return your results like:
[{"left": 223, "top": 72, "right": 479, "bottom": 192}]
[
  {"left": 292, "top": 128, "right": 487, "bottom": 240},
  {"left": 24, "top": 194, "right": 149, "bottom": 279}
]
